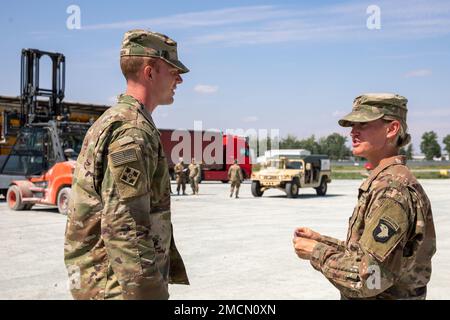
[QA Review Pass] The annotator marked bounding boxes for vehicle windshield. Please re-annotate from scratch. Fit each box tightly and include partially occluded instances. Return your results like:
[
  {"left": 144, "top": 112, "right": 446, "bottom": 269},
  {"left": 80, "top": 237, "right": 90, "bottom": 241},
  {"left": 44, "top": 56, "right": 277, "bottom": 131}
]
[
  {"left": 267, "top": 160, "right": 285, "bottom": 169},
  {"left": 0, "top": 124, "right": 89, "bottom": 176},
  {"left": 286, "top": 160, "right": 303, "bottom": 170},
  {"left": 1, "top": 127, "right": 47, "bottom": 175},
  {"left": 60, "top": 129, "right": 87, "bottom": 158}
]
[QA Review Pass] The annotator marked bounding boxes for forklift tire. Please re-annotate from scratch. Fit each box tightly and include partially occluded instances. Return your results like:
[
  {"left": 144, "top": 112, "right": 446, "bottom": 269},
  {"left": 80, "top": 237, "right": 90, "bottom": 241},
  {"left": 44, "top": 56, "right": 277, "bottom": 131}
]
[
  {"left": 7, "top": 185, "right": 27, "bottom": 211},
  {"left": 57, "top": 187, "right": 72, "bottom": 215}
]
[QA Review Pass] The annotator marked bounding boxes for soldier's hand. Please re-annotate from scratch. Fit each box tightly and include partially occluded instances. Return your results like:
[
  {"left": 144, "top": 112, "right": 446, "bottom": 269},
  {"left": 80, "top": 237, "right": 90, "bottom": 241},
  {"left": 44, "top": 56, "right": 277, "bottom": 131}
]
[
  {"left": 294, "top": 227, "right": 321, "bottom": 241},
  {"left": 292, "top": 237, "right": 318, "bottom": 260}
]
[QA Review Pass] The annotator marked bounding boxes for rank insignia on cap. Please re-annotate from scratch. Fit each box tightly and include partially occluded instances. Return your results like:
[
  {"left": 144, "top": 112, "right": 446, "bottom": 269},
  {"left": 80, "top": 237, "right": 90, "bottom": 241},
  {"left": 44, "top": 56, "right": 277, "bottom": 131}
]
[
  {"left": 120, "top": 166, "right": 141, "bottom": 186},
  {"left": 373, "top": 219, "right": 397, "bottom": 243}
]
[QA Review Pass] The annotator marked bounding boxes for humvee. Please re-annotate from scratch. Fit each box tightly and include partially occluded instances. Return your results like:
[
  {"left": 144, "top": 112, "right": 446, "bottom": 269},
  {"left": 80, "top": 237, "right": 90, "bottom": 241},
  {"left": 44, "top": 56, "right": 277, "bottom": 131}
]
[{"left": 251, "top": 155, "right": 331, "bottom": 198}]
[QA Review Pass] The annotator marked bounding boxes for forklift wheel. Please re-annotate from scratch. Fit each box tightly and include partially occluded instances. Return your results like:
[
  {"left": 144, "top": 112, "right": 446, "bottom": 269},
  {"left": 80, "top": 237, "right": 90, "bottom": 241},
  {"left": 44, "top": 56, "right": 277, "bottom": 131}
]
[
  {"left": 57, "top": 187, "right": 72, "bottom": 215},
  {"left": 7, "top": 185, "right": 27, "bottom": 211}
]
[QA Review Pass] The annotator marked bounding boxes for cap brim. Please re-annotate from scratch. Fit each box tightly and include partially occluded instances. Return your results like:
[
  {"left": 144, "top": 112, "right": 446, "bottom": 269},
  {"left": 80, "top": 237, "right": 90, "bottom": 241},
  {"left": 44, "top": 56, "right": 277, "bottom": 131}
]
[
  {"left": 162, "top": 58, "right": 189, "bottom": 74},
  {"left": 338, "top": 110, "right": 384, "bottom": 127}
]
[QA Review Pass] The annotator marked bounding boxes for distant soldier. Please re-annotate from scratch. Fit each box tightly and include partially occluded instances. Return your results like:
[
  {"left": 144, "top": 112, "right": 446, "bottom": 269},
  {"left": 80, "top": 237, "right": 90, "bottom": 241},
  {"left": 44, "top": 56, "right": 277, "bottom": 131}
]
[
  {"left": 64, "top": 29, "right": 189, "bottom": 300},
  {"left": 293, "top": 93, "right": 436, "bottom": 299},
  {"left": 174, "top": 158, "right": 187, "bottom": 195},
  {"left": 188, "top": 158, "right": 200, "bottom": 195},
  {"left": 228, "top": 159, "right": 244, "bottom": 198}
]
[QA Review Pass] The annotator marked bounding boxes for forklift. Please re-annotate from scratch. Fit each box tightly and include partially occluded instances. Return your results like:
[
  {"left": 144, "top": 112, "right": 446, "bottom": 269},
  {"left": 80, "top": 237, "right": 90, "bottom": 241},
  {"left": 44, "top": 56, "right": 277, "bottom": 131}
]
[{"left": 0, "top": 49, "right": 91, "bottom": 214}]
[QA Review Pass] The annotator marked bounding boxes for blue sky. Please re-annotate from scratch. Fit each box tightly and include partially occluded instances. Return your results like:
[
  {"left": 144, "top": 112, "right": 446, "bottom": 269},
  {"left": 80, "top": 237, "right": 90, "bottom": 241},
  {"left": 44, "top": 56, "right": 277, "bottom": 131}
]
[{"left": 1, "top": 0, "right": 450, "bottom": 152}]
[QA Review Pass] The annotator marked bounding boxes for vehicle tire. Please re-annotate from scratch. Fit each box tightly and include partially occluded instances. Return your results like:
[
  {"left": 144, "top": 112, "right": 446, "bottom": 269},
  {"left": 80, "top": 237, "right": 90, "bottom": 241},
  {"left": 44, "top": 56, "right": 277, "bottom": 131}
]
[
  {"left": 285, "top": 180, "right": 299, "bottom": 198},
  {"left": 251, "top": 181, "right": 264, "bottom": 197},
  {"left": 221, "top": 180, "right": 229, "bottom": 183},
  {"left": 315, "top": 177, "right": 328, "bottom": 196},
  {"left": 7, "top": 185, "right": 27, "bottom": 210},
  {"left": 57, "top": 187, "right": 72, "bottom": 215}
]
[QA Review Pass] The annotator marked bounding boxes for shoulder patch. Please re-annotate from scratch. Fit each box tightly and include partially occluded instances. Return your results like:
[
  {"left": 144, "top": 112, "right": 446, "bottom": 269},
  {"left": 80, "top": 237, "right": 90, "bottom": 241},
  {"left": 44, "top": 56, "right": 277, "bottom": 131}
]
[
  {"left": 373, "top": 218, "right": 398, "bottom": 243},
  {"left": 360, "top": 198, "right": 409, "bottom": 262},
  {"left": 110, "top": 148, "right": 138, "bottom": 166},
  {"left": 120, "top": 166, "right": 141, "bottom": 186}
]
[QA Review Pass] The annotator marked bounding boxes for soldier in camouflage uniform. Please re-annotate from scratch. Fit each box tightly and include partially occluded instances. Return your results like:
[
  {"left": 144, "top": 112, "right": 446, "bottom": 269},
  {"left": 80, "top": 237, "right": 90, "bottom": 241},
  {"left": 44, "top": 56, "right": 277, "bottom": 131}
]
[
  {"left": 188, "top": 158, "right": 200, "bottom": 195},
  {"left": 228, "top": 159, "right": 244, "bottom": 198},
  {"left": 174, "top": 158, "right": 187, "bottom": 195},
  {"left": 64, "top": 29, "right": 189, "bottom": 300},
  {"left": 293, "top": 93, "right": 436, "bottom": 299}
]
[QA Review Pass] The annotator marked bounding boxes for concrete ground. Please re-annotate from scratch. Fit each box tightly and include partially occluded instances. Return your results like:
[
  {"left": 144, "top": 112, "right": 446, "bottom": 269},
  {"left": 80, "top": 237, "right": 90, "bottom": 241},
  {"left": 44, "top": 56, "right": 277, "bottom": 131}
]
[{"left": 0, "top": 180, "right": 448, "bottom": 300}]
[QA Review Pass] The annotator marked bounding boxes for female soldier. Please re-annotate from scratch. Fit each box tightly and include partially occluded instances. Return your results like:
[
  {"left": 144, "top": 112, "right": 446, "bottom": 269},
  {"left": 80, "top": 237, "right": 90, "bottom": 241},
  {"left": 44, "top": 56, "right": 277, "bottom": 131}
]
[{"left": 293, "top": 93, "right": 436, "bottom": 299}]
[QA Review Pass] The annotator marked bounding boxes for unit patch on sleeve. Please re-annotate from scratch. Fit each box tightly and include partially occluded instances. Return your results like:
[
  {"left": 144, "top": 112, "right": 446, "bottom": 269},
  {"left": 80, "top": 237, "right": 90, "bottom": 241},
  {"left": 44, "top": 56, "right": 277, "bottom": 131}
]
[
  {"left": 373, "top": 218, "right": 398, "bottom": 243},
  {"left": 120, "top": 166, "right": 141, "bottom": 186}
]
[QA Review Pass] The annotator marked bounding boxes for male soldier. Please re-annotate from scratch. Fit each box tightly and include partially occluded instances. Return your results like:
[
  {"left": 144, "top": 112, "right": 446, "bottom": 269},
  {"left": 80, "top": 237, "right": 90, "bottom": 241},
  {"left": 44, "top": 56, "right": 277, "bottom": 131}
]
[
  {"left": 64, "top": 29, "right": 189, "bottom": 300},
  {"left": 174, "top": 158, "right": 187, "bottom": 195},
  {"left": 188, "top": 158, "right": 200, "bottom": 195},
  {"left": 293, "top": 93, "right": 436, "bottom": 299},
  {"left": 228, "top": 159, "right": 244, "bottom": 198}
]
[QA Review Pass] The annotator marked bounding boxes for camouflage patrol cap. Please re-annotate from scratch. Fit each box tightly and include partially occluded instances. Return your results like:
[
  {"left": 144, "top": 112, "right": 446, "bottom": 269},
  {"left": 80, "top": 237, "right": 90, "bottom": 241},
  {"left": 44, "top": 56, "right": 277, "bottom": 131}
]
[
  {"left": 120, "top": 29, "right": 189, "bottom": 74},
  {"left": 338, "top": 93, "right": 408, "bottom": 127}
]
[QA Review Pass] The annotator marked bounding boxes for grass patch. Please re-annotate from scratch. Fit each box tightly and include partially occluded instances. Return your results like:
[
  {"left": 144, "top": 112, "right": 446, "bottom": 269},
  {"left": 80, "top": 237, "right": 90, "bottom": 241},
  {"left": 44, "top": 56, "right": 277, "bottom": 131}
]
[
  {"left": 332, "top": 171, "right": 367, "bottom": 180},
  {"left": 331, "top": 170, "right": 449, "bottom": 179},
  {"left": 414, "top": 172, "right": 450, "bottom": 179}
]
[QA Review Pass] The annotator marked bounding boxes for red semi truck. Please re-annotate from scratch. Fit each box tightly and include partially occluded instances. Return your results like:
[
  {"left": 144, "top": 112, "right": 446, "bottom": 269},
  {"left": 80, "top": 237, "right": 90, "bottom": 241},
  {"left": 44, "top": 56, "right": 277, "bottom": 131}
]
[{"left": 160, "top": 129, "right": 252, "bottom": 182}]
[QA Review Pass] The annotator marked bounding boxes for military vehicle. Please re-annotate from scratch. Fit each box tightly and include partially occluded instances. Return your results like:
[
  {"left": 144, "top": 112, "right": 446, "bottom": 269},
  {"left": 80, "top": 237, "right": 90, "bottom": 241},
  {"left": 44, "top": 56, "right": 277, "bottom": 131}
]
[{"left": 251, "top": 154, "right": 331, "bottom": 198}]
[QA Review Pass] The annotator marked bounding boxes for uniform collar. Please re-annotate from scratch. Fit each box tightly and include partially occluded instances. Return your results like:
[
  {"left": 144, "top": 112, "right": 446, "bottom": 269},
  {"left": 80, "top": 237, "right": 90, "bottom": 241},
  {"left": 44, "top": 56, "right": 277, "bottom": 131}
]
[
  {"left": 359, "top": 155, "right": 407, "bottom": 192},
  {"left": 117, "top": 94, "right": 160, "bottom": 135}
]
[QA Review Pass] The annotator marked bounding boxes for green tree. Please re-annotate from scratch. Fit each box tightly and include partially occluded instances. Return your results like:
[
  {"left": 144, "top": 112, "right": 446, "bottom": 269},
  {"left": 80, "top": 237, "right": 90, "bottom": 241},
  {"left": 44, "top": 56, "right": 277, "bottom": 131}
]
[
  {"left": 406, "top": 144, "right": 413, "bottom": 160},
  {"left": 443, "top": 134, "right": 450, "bottom": 155},
  {"left": 319, "top": 133, "right": 351, "bottom": 160},
  {"left": 280, "top": 134, "right": 301, "bottom": 149},
  {"left": 298, "top": 135, "right": 321, "bottom": 154},
  {"left": 399, "top": 144, "right": 413, "bottom": 160},
  {"left": 420, "top": 131, "right": 441, "bottom": 161}
]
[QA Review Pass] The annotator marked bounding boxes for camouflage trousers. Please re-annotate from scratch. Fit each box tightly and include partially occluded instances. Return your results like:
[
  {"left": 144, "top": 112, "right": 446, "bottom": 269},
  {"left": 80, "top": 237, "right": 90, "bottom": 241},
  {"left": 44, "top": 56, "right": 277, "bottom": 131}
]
[
  {"left": 230, "top": 181, "right": 241, "bottom": 197},
  {"left": 190, "top": 177, "right": 199, "bottom": 194},
  {"left": 176, "top": 176, "right": 186, "bottom": 194}
]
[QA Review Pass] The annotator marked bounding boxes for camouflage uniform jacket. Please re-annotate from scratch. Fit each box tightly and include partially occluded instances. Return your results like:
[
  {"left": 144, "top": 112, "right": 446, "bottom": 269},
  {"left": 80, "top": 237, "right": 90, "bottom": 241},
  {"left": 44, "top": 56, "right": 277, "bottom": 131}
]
[
  {"left": 64, "top": 94, "right": 189, "bottom": 300},
  {"left": 228, "top": 164, "right": 243, "bottom": 182},
  {"left": 310, "top": 155, "right": 436, "bottom": 299},
  {"left": 174, "top": 163, "right": 186, "bottom": 179},
  {"left": 188, "top": 163, "right": 200, "bottom": 180}
]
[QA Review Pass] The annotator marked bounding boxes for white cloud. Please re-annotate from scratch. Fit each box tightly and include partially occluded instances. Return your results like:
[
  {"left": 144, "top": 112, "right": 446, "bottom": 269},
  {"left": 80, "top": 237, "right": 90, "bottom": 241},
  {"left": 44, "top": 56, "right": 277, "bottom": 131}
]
[
  {"left": 404, "top": 69, "right": 433, "bottom": 78},
  {"left": 82, "top": 0, "right": 450, "bottom": 46},
  {"left": 194, "top": 85, "right": 219, "bottom": 94},
  {"left": 242, "top": 116, "right": 259, "bottom": 123},
  {"left": 83, "top": 6, "right": 292, "bottom": 30},
  {"left": 332, "top": 110, "right": 346, "bottom": 117},
  {"left": 409, "top": 108, "right": 450, "bottom": 117}
]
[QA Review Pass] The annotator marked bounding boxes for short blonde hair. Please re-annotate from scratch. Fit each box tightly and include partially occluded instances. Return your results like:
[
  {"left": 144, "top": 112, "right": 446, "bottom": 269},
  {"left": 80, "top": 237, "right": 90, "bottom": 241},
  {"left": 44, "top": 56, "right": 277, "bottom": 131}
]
[{"left": 120, "top": 56, "right": 157, "bottom": 81}]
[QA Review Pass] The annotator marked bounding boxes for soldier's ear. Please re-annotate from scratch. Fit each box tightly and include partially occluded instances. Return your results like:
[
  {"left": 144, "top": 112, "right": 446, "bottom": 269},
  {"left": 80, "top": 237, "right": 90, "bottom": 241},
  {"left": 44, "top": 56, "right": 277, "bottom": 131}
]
[
  {"left": 143, "top": 65, "right": 153, "bottom": 80},
  {"left": 386, "top": 120, "right": 401, "bottom": 139}
]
